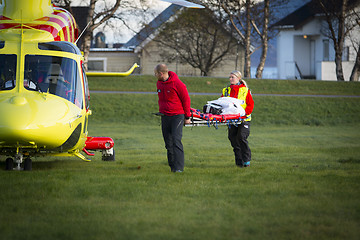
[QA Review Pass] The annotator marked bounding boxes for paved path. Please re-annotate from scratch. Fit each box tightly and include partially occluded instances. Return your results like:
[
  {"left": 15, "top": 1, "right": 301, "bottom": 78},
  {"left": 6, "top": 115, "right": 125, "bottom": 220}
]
[{"left": 91, "top": 90, "right": 360, "bottom": 98}]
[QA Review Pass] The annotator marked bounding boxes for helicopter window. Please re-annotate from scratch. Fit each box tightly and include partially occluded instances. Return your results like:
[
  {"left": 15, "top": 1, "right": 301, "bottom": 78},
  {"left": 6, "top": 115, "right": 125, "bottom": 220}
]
[
  {"left": 24, "top": 55, "right": 83, "bottom": 108},
  {"left": 82, "top": 63, "right": 90, "bottom": 110},
  {"left": 0, "top": 54, "right": 17, "bottom": 91},
  {"left": 38, "top": 42, "right": 81, "bottom": 55},
  {"left": 0, "top": 41, "right": 4, "bottom": 49},
  {"left": 75, "top": 64, "right": 84, "bottom": 109}
]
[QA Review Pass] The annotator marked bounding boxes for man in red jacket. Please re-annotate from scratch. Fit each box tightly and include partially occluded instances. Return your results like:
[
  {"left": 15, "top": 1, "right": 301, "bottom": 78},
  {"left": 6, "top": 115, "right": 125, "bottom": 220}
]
[{"left": 155, "top": 64, "right": 191, "bottom": 173}]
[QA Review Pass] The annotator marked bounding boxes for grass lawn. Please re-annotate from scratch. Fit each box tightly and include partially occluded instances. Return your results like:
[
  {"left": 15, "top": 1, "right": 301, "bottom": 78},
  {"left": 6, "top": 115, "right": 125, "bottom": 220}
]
[
  {"left": 1, "top": 79, "right": 360, "bottom": 240},
  {"left": 1, "top": 123, "right": 359, "bottom": 240},
  {"left": 88, "top": 74, "right": 360, "bottom": 96}
]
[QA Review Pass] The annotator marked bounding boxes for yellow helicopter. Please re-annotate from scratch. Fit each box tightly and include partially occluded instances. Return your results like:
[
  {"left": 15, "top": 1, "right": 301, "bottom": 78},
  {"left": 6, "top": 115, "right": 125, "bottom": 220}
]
[
  {"left": 0, "top": 0, "right": 140, "bottom": 170},
  {"left": 0, "top": 0, "right": 203, "bottom": 171}
]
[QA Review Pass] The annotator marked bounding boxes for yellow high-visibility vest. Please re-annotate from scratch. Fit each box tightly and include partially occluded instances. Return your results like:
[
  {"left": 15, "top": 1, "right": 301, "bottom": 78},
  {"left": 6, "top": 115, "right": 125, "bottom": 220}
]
[{"left": 222, "top": 86, "right": 251, "bottom": 121}]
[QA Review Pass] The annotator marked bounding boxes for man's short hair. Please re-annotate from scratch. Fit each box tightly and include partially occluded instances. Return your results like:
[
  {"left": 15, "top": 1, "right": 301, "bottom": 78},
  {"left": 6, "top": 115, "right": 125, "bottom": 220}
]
[{"left": 155, "top": 64, "right": 168, "bottom": 73}]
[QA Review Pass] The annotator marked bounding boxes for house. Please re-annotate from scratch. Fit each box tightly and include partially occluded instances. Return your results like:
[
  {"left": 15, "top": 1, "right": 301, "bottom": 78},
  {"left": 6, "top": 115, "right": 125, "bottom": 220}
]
[
  {"left": 250, "top": 0, "right": 311, "bottom": 79},
  {"left": 273, "top": 0, "right": 360, "bottom": 81},
  {"left": 88, "top": 4, "right": 245, "bottom": 77}
]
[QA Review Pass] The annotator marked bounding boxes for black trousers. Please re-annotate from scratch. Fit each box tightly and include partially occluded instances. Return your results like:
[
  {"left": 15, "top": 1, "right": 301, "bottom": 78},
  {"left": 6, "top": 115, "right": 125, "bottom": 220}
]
[
  {"left": 228, "top": 121, "right": 251, "bottom": 166},
  {"left": 161, "top": 114, "right": 185, "bottom": 171}
]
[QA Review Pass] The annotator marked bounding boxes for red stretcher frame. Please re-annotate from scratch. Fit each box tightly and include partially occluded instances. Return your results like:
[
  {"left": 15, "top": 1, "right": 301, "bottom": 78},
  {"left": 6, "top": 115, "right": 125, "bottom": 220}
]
[{"left": 188, "top": 108, "right": 247, "bottom": 129}]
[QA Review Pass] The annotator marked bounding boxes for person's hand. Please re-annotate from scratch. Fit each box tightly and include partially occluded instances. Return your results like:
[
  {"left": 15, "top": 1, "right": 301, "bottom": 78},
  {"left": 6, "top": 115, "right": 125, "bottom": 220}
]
[{"left": 184, "top": 118, "right": 191, "bottom": 125}]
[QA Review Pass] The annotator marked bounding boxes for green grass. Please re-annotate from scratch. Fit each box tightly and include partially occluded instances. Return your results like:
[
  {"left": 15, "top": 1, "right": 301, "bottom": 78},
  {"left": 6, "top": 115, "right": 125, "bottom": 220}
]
[
  {"left": 89, "top": 94, "right": 360, "bottom": 126},
  {"left": 1, "top": 79, "right": 360, "bottom": 240},
  {"left": 88, "top": 74, "right": 360, "bottom": 96},
  {"left": 1, "top": 123, "right": 359, "bottom": 240}
]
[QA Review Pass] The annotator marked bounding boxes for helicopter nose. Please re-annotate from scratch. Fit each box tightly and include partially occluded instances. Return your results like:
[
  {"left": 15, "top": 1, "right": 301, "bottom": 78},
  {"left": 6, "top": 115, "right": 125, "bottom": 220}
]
[
  {"left": 0, "top": 94, "right": 32, "bottom": 129},
  {"left": 0, "top": 92, "right": 82, "bottom": 148}
]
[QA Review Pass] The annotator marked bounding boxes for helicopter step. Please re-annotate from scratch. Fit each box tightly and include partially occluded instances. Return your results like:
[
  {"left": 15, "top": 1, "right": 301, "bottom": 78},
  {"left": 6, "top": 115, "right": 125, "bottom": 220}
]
[{"left": 5, "top": 153, "right": 32, "bottom": 171}]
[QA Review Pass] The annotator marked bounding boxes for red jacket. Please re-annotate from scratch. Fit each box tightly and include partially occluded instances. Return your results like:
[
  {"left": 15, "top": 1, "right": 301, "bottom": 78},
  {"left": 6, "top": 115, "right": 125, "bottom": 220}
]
[{"left": 157, "top": 71, "right": 191, "bottom": 118}]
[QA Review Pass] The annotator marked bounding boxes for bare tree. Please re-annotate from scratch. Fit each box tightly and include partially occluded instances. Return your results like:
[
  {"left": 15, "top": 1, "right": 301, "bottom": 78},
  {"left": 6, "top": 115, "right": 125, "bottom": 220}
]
[
  {"left": 52, "top": 0, "right": 72, "bottom": 11},
  {"left": 349, "top": 4, "right": 360, "bottom": 81},
  {"left": 210, "top": 0, "right": 287, "bottom": 79},
  {"left": 52, "top": 0, "right": 123, "bottom": 70},
  {"left": 350, "top": 45, "right": 360, "bottom": 81},
  {"left": 156, "top": 8, "right": 238, "bottom": 76},
  {"left": 317, "top": 0, "right": 360, "bottom": 81},
  {"left": 81, "top": 0, "right": 122, "bottom": 70},
  {"left": 219, "top": 0, "right": 252, "bottom": 78},
  {"left": 251, "top": 0, "right": 292, "bottom": 79},
  {"left": 244, "top": 0, "right": 251, "bottom": 78},
  {"left": 316, "top": 0, "right": 348, "bottom": 81},
  {"left": 252, "top": 0, "right": 269, "bottom": 79}
]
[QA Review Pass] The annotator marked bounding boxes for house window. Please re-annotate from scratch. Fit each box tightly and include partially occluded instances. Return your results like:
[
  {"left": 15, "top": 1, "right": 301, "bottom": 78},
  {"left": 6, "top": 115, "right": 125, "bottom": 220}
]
[
  {"left": 88, "top": 58, "right": 107, "bottom": 71},
  {"left": 323, "top": 39, "right": 329, "bottom": 61}
]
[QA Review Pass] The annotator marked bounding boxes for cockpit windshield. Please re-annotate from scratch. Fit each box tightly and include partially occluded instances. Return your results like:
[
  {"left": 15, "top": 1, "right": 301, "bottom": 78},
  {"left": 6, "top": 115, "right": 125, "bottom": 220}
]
[
  {"left": 24, "top": 55, "right": 83, "bottom": 108},
  {"left": 0, "top": 54, "right": 17, "bottom": 90}
]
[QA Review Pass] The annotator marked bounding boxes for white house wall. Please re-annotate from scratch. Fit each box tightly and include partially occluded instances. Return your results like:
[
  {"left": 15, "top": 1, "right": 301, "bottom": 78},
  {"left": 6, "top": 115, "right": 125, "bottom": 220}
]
[
  {"left": 346, "top": 5, "right": 360, "bottom": 63},
  {"left": 277, "top": 31, "right": 294, "bottom": 79},
  {"left": 88, "top": 50, "right": 140, "bottom": 73},
  {"left": 277, "top": 18, "right": 326, "bottom": 80},
  {"left": 277, "top": 12, "right": 360, "bottom": 81},
  {"left": 321, "top": 61, "right": 356, "bottom": 81}
]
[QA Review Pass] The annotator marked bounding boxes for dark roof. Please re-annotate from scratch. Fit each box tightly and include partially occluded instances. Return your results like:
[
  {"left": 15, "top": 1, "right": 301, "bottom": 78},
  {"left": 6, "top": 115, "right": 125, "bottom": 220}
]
[
  {"left": 272, "top": 1, "right": 321, "bottom": 29},
  {"left": 272, "top": 0, "right": 360, "bottom": 29},
  {"left": 123, "top": 4, "right": 182, "bottom": 49}
]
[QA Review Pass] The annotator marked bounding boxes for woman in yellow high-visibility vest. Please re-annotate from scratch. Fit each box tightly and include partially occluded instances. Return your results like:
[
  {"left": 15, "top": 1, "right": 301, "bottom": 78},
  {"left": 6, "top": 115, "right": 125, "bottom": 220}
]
[{"left": 221, "top": 70, "right": 254, "bottom": 167}]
